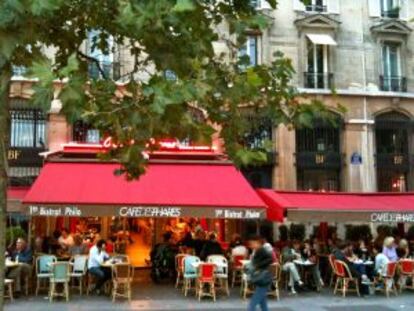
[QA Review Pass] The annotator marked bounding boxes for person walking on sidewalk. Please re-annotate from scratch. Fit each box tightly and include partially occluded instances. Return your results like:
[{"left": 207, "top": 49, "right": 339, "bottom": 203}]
[{"left": 246, "top": 236, "right": 273, "bottom": 311}]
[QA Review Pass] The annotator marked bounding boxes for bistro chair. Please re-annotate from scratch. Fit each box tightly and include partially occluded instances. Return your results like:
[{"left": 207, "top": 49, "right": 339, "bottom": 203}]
[
  {"left": 112, "top": 263, "right": 134, "bottom": 302},
  {"left": 69, "top": 255, "right": 88, "bottom": 295},
  {"left": 183, "top": 256, "right": 200, "bottom": 297},
  {"left": 175, "top": 254, "right": 189, "bottom": 288},
  {"left": 197, "top": 263, "right": 216, "bottom": 301},
  {"left": 267, "top": 262, "right": 282, "bottom": 301},
  {"left": 333, "top": 260, "right": 360, "bottom": 297},
  {"left": 4, "top": 279, "right": 14, "bottom": 301},
  {"left": 35, "top": 255, "right": 57, "bottom": 296},
  {"left": 398, "top": 259, "right": 414, "bottom": 292},
  {"left": 374, "top": 261, "right": 398, "bottom": 298},
  {"left": 231, "top": 255, "right": 246, "bottom": 287},
  {"left": 207, "top": 255, "right": 230, "bottom": 296},
  {"left": 49, "top": 262, "right": 71, "bottom": 302}
]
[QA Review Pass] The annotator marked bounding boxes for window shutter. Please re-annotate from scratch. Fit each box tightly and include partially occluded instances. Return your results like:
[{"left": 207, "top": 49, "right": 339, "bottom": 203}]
[
  {"left": 368, "top": 0, "right": 381, "bottom": 17},
  {"left": 327, "top": 0, "right": 340, "bottom": 14},
  {"left": 293, "top": 0, "right": 305, "bottom": 11},
  {"left": 400, "top": 0, "right": 409, "bottom": 21}
]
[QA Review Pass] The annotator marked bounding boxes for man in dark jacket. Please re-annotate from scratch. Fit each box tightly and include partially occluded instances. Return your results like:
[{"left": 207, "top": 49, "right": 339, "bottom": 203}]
[
  {"left": 5, "top": 238, "right": 33, "bottom": 296},
  {"left": 247, "top": 236, "right": 273, "bottom": 311},
  {"left": 200, "top": 233, "right": 223, "bottom": 260}
]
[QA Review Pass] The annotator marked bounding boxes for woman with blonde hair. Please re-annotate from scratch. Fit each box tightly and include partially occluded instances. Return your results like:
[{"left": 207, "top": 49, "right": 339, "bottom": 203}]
[
  {"left": 382, "top": 236, "right": 398, "bottom": 261},
  {"left": 397, "top": 239, "right": 410, "bottom": 259}
]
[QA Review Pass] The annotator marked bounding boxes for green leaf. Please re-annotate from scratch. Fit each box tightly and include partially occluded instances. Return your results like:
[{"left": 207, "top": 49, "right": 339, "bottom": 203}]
[{"left": 173, "top": 0, "right": 196, "bottom": 12}]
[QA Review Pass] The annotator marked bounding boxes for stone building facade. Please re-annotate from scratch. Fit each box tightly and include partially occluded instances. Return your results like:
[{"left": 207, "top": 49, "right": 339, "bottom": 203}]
[{"left": 7, "top": 0, "right": 414, "bottom": 197}]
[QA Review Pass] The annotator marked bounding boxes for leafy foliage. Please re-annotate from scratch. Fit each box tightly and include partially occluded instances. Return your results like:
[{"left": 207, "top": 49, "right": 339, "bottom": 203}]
[{"left": 0, "top": 0, "right": 335, "bottom": 179}]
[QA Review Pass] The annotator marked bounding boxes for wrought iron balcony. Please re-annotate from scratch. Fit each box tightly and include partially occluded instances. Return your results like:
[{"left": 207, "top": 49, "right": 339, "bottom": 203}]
[
  {"left": 304, "top": 72, "right": 334, "bottom": 89},
  {"left": 295, "top": 151, "right": 343, "bottom": 169},
  {"left": 379, "top": 75, "right": 407, "bottom": 92},
  {"left": 375, "top": 153, "right": 411, "bottom": 171},
  {"left": 381, "top": 9, "right": 400, "bottom": 18},
  {"left": 306, "top": 4, "right": 327, "bottom": 13}
]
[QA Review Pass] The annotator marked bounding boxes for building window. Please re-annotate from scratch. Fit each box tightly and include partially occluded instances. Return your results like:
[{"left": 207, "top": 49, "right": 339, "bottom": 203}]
[
  {"left": 12, "top": 66, "right": 27, "bottom": 77},
  {"left": 381, "top": 0, "right": 400, "bottom": 18},
  {"left": 375, "top": 111, "right": 411, "bottom": 192},
  {"left": 87, "top": 30, "right": 120, "bottom": 80},
  {"left": 380, "top": 43, "right": 406, "bottom": 92},
  {"left": 238, "top": 36, "right": 259, "bottom": 67},
  {"left": 10, "top": 109, "right": 46, "bottom": 148},
  {"left": 295, "top": 114, "right": 342, "bottom": 192},
  {"left": 304, "top": 38, "right": 333, "bottom": 89},
  {"left": 73, "top": 120, "right": 100, "bottom": 143},
  {"left": 306, "top": 0, "right": 327, "bottom": 12}
]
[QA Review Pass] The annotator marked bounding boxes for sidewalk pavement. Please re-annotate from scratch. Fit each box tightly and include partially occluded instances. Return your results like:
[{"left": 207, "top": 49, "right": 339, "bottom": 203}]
[{"left": 4, "top": 271, "right": 414, "bottom": 311}]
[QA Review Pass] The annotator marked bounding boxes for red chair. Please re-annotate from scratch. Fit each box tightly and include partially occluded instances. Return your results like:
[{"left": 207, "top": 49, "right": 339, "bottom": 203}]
[
  {"left": 333, "top": 260, "right": 360, "bottom": 297},
  {"left": 399, "top": 260, "right": 414, "bottom": 293},
  {"left": 231, "top": 255, "right": 246, "bottom": 287},
  {"left": 374, "top": 262, "right": 398, "bottom": 297},
  {"left": 197, "top": 263, "right": 216, "bottom": 301},
  {"left": 175, "top": 254, "right": 189, "bottom": 288}
]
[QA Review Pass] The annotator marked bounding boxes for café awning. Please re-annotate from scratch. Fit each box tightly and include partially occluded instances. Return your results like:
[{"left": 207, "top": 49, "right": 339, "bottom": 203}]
[
  {"left": 7, "top": 187, "right": 30, "bottom": 212},
  {"left": 257, "top": 190, "right": 414, "bottom": 223},
  {"left": 23, "top": 161, "right": 267, "bottom": 219}
]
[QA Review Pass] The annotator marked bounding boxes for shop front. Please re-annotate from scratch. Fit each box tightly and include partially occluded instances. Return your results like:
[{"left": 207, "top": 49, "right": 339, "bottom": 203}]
[{"left": 21, "top": 144, "right": 267, "bottom": 266}]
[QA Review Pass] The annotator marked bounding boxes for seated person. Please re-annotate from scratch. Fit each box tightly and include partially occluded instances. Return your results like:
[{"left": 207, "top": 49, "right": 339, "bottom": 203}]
[
  {"left": 281, "top": 240, "right": 304, "bottom": 294},
  {"left": 193, "top": 230, "right": 206, "bottom": 258},
  {"left": 58, "top": 228, "right": 74, "bottom": 251},
  {"left": 6, "top": 238, "right": 33, "bottom": 296},
  {"left": 88, "top": 239, "right": 111, "bottom": 295},
  {"left": 69, "top": 235, "right": 87, "bottom": 256},
  {"left": 354, "top": 239, "right": 369, "bottom": 261},
  {"left": 302, "top": 240, "right": 324, "bottom": 290},
  {"left": 382, "top": 236, "right": 398, "bottom": 262},
  {"left": 396, "top": 239, "right": 410, "bottom": 259},
  {"left": 373, "top": 244, "right": 389, "bottom": 277},
  {"left": 231, "top": 236, "right": 249, "bottom": 258},
  {"left": 200, "top": 233, "right": 223, "bottom": 261},
  {"left": 333, "top": 241, "right": 370, "bottom": 288}
]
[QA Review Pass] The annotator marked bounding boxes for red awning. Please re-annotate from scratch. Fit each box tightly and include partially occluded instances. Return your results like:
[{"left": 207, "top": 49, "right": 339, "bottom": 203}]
[
  {"left": 257, "top": 190, "right": 414, "bottom": 223},
  {"left": 23, "top": 162, "right": 267, "bottom": 219},
  {"left": 7, "top": 187, "right": 30, "bottom": 212}
]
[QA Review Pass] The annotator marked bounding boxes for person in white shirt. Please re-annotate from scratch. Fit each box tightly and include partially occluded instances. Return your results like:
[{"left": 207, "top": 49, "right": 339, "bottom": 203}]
[
  {"left": 58, "top": 228, "right": 74, "bottom": 250},
  {"left": 373, "top": 244, "right": 389, "bottom": 277},
  {"left": 88, "top": 239, "right": 111, "bottom": 294}
]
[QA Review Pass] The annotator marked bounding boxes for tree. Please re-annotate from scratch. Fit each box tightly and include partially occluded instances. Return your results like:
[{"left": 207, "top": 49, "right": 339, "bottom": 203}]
[{"left": 0, "top": 0, "right": 326, "bottom": 307}]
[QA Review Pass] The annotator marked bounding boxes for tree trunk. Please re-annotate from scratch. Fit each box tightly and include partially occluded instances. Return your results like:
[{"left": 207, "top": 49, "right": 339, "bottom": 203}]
[{"left": 0, "top": 63, "right": 12, "bottom": 311}]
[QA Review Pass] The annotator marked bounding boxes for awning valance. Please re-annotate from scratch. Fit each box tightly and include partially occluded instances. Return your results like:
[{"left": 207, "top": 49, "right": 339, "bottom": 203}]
[
  {"left": 257, "top": 190, "right": 414, "bottom": 223},
  {"left": 306, "top": 34, "right": 337, "bottom": 45},
  {"left": 23, "top": 162, "right": 267, "bottom": 219}
]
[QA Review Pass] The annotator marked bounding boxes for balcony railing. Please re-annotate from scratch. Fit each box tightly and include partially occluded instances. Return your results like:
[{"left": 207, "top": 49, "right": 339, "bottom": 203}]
[
  {"left": 304, "top": 72, "right": 334, "bottom": 89},
  {"left": 305, "top": 5, "right": 327, "bottom": 12},
  {"left": 88, "top": 61, "right": 121, "bottom": 80},
  {"left": 381, "top": 9, "right": 400, "bottom": 18},
  {"left": 379, "top": 75, "right": 407, "bottom": 92},
  {"left": 375, "top": 153, "right": 411, "bottom": 171},
  {"left": 295, "top": 151, "right": 343, "bottom": 169}
]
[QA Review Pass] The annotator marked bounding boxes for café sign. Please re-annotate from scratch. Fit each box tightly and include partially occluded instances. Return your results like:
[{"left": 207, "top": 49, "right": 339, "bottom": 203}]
[
  {"left": 371, "top": 212, "right": 414, "bottom": 223},
  {"left": 27, "top": 205, "right": 265, "bottom": 220}
]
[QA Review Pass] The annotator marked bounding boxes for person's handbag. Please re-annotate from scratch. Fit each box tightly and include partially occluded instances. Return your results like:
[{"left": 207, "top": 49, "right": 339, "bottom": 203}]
[{"left": 249, "top": 268, "right": 272, "bottom": 287}]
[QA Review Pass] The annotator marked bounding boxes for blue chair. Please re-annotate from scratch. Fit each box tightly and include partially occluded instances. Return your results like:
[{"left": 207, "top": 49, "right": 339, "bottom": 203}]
[
  {"left": 183, "top": 256, "right": 200, "bottom": 296},
  {"left": 35, "top": 255, "right": 57, "bottom": 296},
  {"left": 49, "top": 262, "right": 71, "bottom": 302}
]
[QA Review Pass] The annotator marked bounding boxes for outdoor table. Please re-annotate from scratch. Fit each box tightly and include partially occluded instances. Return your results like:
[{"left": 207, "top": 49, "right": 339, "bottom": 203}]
[
  {"left": 5, "top": 260, "right": 20, "bottom": 268},
  {"left": 191, "top": 261, "right": 227, "bottom": 270}
]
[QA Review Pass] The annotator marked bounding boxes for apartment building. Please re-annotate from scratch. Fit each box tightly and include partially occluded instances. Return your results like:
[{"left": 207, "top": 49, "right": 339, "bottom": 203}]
[{"left": 7, "top": 0, "right": 414, "bottom": 197}]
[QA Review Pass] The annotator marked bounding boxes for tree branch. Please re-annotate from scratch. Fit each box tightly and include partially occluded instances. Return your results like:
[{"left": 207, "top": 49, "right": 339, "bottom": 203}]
[{"left": 77, "top": 51, "right": 108, "bottom": 80}]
